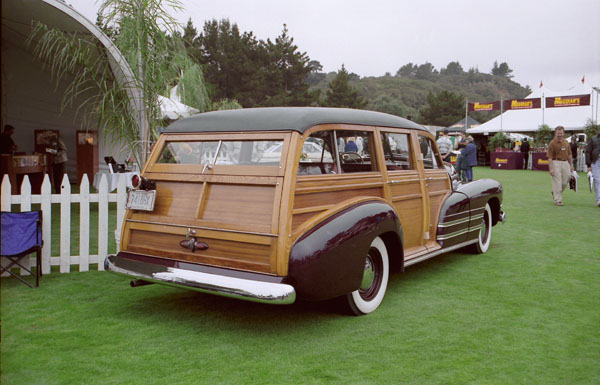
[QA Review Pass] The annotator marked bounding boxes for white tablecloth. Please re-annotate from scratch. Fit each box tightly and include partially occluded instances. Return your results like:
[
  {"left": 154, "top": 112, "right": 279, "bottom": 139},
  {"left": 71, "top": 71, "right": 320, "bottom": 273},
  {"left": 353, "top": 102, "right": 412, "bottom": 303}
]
[{"left": 93, "top": 172, "right": 136, "bottom": 192}]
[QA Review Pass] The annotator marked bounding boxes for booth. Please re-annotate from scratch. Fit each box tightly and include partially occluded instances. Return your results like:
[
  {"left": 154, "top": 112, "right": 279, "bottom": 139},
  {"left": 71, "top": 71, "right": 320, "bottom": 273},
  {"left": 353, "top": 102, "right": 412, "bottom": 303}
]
[
  {"left": 490, "top": 151, "right": 525, "bottom": 170},
  {"left": 532, "top": 152, "right": 550, "bottom": 171}
]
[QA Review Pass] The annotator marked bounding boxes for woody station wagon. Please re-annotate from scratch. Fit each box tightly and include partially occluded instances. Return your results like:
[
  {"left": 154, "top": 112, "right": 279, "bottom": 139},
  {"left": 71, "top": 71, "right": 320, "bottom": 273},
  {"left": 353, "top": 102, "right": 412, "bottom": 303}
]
[{"left": 106, "top": 107, "right": 506, "bottom": 315}]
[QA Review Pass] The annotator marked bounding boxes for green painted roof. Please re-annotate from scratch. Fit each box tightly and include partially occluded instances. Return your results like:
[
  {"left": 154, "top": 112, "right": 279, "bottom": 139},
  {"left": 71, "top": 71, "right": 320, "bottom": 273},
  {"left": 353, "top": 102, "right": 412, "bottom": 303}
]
[{"left": 163, "top": 107, "right": 425, "bottom": 134}]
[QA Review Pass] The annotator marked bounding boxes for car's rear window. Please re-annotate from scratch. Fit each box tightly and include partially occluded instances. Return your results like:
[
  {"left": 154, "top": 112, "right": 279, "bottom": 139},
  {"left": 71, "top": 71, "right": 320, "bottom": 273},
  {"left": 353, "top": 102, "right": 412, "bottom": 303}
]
[{"left": 157, "top": 140, "right": 283, "bottom": 165}]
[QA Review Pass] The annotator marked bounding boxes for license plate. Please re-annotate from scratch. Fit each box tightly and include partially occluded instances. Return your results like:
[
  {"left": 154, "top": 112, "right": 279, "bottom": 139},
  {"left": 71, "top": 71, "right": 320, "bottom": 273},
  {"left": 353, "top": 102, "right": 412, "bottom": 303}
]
[{"left": 126, "top": 190, "right": 156, "bottom": 211}]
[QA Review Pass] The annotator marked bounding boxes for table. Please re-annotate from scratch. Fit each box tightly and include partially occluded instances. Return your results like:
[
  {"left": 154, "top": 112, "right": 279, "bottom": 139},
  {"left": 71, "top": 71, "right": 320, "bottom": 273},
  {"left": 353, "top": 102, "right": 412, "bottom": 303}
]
[
  {"left": 0, "top": 154, "right": 50, "bottom": 194},
  {"left": 532, "top": 152, "right": 549, "bottom": 171},
  {"left": 93, "top": 172, "right": 137, "bottom": 191},
  {"left": 490, "top": 151, "right": 525, "bottom": 170}
]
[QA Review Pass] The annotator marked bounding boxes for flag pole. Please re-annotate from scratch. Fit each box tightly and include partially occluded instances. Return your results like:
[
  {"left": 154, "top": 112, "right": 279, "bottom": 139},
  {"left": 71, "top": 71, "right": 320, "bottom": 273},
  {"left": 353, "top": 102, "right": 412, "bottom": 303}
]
[{"left": 500, "top": 98, "right": 503, "bottom": 132}]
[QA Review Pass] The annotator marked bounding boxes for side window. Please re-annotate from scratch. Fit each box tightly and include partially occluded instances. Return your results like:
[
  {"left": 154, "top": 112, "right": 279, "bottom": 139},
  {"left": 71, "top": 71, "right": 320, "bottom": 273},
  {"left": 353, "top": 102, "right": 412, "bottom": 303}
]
[
  {"left": 297, "top": 131, "right": 336, "bottom": 175},
  {"left": 337, "top": 130, "right": 377, "bottom": 173},
  {"left": 418, "top": 136, "right": 443, "bottom": 169},
  {"left": 381, "top": 132, "right": 413, "bottom": 170}
]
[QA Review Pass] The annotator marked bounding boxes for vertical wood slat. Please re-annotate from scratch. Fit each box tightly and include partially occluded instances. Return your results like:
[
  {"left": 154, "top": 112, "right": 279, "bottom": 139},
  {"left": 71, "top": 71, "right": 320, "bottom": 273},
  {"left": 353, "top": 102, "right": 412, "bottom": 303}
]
[
  {"left": 97, "top": 175, "right": 108, "bottom": 271},
  {"left": 79, "top": 175, "right": 90, "bottom": 272},
  {"left": 60, "top": 174, "right": 71, "bottom": 273},
  {"left": 115, "top": 174, "right": 127, "bottom": 253},
  {"left": 1, "top": 176, "right": 11, "bottom": 277},
  {"left": 40, "top": 175, "right": 52, "bottom": 274},
  {"left": 19, "top": 176, "right": 32, "bottom": 275}
]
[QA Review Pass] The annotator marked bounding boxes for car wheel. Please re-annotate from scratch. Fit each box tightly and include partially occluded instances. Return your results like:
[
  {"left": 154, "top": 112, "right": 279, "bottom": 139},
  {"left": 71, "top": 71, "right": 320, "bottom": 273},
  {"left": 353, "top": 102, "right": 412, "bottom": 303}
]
[
  {"left": 346, "top": 236, "right": 389, "bottom": 315},
  {"left": 472, "top": 203, "right": 492, "bottom": 254}
]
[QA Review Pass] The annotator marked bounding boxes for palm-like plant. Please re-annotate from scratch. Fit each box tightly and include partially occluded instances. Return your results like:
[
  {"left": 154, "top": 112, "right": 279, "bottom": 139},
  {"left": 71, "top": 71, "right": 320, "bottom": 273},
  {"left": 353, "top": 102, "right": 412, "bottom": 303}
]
[{"left": 28, "top": 0, "right": 211, "bottom": 167}]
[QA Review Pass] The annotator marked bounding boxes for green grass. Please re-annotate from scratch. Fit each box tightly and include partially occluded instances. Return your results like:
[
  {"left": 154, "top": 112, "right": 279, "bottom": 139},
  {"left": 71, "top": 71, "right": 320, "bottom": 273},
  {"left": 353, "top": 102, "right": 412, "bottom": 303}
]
[{"left": 2, "top": 167, "right": 599, "bottom": 384}]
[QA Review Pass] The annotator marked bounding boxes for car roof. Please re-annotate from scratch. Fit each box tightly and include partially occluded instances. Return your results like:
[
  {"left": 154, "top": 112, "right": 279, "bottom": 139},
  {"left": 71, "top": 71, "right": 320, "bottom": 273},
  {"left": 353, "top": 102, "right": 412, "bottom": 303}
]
[{"left": 163, "top": 107, "right": 426, "bottom": 134}]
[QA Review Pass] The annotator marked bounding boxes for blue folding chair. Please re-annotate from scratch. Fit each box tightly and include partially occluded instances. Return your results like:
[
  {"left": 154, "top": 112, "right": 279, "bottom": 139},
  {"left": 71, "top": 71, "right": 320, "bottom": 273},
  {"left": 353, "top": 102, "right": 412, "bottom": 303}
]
[{"left": 1, "top": 211, "right": 43, "bottom": 287}]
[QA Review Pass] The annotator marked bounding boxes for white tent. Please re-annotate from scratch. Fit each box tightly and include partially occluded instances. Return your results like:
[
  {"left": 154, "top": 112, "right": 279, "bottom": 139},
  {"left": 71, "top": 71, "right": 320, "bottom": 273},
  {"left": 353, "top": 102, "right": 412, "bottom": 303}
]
[
  {"left": 158, "top": 95, "right": 198, "bottom": 120},
  {"left": 467, "top": 83, "right": 597, "bottom": 134}
]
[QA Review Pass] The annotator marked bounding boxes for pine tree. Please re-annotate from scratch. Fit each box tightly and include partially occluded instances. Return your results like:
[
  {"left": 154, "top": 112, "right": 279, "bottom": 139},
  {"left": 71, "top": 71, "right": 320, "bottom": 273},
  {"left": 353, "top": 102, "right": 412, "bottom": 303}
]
[{"left": 323, "top": 65, "right": 367, "bottom": 109}]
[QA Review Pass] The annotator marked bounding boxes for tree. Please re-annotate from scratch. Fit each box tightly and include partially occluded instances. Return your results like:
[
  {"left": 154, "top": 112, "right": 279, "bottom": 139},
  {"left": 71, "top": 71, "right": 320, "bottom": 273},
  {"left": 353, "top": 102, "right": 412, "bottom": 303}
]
[
  {"left": 415, "top": 62, "right": 437, "bottom": 80},
  {"left": 491, "top": 61, "right": 513, "bottom": 78},
  {"left": 441, "top": 61, "right": 464, "bottom": 75},
  {"left": 396, "top": 63, "right": 416, "bottom": 77},
  {"left": 419, "top": 90, "right": 464, "bottom": 126},
  {"left": 323, "top": 65, "right": 367, "bottom": 109},
  {"left": 262, "top": 25, "right": 319, "bottom": 106}
]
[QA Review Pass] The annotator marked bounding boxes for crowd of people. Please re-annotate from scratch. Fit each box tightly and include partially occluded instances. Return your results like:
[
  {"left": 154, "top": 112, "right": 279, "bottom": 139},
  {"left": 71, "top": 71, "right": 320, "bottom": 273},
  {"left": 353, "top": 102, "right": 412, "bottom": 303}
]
[{"left": 435, "top": 126, "right": 600, "bottom": 208}]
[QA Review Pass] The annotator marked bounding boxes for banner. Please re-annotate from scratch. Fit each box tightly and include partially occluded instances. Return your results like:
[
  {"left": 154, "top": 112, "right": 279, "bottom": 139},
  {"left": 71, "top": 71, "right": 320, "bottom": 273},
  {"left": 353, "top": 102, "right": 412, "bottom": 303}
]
[
  {"left": 503, "top": 97, "right": 541, "bottom": 110},
  {"left": 545, "top": 94, "right": 591, "bottom": 108},
  {"left": 467, "top": 101, "right": 501, "bottom": 112}
]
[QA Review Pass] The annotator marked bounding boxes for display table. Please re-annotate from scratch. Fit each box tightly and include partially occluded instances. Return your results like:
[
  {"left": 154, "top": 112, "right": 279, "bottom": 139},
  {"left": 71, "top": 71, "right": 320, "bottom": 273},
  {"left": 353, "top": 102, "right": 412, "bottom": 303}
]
[
  {"left": 532, "top": 152, "right": 549, "bottom": 171},
  {"left": 93, "top": 172, "right": 136, "bottom": 192},
  {"left": 490, "top": 151, "right": 524, "bottom": 170},
  {"left": 0, "top": 154, "right": 50, "bottom": 194}
]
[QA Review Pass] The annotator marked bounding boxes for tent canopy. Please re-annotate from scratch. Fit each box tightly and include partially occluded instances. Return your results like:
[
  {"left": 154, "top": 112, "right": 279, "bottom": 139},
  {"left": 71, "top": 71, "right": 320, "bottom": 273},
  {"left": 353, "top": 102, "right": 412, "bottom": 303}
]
[
  {"left": 467, "top": 83, "right": 596, "bottom": 134},
  {"left": 446, "top": 116, "right": 481, "bottom": 132}
]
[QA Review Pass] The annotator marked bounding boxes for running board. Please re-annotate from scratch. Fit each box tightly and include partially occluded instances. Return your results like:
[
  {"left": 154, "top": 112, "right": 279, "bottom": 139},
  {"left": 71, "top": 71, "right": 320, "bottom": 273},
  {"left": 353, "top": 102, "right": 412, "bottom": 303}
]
[{"left": 404, "top": 239, "right": 478, "bottom": 268}]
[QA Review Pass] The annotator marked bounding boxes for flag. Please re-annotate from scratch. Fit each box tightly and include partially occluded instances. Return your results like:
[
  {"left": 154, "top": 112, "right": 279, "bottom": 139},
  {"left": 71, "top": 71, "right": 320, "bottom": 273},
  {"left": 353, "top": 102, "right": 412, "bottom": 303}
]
[
  {"left": 540, "top": 80, "right": 543, "bottom": 88},
  {"left": 581, "top": 75, "right": 585, "bottom": 84}
]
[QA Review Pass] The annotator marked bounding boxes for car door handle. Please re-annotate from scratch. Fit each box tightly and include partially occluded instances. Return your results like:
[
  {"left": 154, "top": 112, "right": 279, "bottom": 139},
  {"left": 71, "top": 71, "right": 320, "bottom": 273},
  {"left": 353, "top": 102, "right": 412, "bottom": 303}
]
[{"left": 387, "top": 180, "right": 400, "bottom": 185}]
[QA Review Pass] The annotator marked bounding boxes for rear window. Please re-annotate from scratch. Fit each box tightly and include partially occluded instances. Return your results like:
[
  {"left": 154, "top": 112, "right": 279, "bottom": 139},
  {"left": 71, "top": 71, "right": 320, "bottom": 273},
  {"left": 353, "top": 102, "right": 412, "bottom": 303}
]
[{"left": 158, "top": 140, "right": 283, "bottom": 165}]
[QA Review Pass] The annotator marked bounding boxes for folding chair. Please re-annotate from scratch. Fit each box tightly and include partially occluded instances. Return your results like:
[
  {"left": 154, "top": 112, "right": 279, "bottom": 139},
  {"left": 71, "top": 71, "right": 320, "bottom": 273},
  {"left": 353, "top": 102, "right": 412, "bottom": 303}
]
[{"left": 1, "top": 211, "right": 43, "bottom": 288}]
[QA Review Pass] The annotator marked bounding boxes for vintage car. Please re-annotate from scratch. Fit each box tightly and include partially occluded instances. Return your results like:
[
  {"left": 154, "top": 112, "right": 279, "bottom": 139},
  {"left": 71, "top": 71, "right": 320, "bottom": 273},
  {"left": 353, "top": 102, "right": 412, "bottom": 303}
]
[{"left": 106, "top": 107, "right": 506, "bottom": 315}]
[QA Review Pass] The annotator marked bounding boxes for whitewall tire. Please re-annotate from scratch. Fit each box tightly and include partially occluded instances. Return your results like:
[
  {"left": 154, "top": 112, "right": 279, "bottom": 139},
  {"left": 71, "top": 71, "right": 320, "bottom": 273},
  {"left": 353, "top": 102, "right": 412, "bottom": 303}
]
[{"left": 346, "top": 236, "right": 389, "bottom": 315}]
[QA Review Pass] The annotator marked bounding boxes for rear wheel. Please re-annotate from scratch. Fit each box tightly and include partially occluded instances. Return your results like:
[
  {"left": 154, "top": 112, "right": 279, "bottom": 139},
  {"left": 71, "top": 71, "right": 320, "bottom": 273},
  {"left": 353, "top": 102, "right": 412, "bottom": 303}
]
[
  {"left": 346, "top": 236, "right": 389, "bottom": 315},
  {"left": 472, "top": 203, "right": 492, "bottom": 254}
]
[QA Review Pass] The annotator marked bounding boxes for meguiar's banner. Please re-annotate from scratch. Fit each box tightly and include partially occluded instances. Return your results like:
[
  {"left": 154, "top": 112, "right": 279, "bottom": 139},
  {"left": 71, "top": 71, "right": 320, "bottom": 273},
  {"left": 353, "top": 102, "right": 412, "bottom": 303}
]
[
  {"left": 468, "top": 101, "right": 501, "bottom": 112},
  {"left": 545, "top": 94, "right": 591, "bottom": 108},
  {"left": 503, "top": 98, "right": 541, "bottom": 110}
]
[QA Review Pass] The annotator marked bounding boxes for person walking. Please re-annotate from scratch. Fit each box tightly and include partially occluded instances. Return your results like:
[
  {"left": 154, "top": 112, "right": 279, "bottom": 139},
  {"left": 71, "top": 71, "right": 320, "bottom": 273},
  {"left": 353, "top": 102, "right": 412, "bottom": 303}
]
[
  {"left": 0, "top": 124, "right": 17, "bottom": 154},
  {"left": 436, "top": 129, "right": 453, "bottom": 162},
  {"left": 547, "top": 126, "right": 574, "bottom": 206},
  {"left": 520, "top": 137, "right": 530, "bottom": 170},
  {"left": 585, "top": 132, "right": 600, "bottom": 207},
  {"left": 462, "top": 136, "right": 478, "bottom": 182}
]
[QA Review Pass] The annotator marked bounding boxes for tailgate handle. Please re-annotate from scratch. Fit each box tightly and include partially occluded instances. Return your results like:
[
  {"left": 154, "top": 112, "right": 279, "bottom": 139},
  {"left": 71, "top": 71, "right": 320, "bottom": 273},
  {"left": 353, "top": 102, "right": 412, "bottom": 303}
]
[{"left": 179, "top": 238, "right": 209, "bottom": 252}]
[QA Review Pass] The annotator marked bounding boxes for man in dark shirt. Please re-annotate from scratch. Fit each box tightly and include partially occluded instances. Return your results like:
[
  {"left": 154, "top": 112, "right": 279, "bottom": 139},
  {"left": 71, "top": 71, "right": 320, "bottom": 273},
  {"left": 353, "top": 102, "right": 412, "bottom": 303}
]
[
  {"left": 520, "top": 138, "right": 530, "bottom": 170},
  {"left": 0, "top": 125, "right": 17, "bottom": 154}
]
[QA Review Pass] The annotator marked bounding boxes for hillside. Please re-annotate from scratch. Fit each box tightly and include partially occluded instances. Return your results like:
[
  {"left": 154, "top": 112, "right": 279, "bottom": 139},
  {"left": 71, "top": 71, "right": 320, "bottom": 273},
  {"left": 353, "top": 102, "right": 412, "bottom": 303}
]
[{"left": 309, "top": 71, "right": 531, "bottom": 124}]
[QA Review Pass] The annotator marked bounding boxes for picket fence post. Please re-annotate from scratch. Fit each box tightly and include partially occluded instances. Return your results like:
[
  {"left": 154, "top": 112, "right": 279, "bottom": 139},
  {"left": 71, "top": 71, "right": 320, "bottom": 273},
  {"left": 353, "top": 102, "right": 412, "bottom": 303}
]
[
  {"left": 1, "top": 175, "right": 12, "bottom": 277},
  {"left": 97, "top": 174, "right": 108, "bottom": 271},
  {"left": 40, "top": 175, "right": 52, "bottom": 274},
  {"left": 59, "top": 174, "right": 71, "bottom": 273},
  {"left": 79, "top": 175, "right": 90, "bottom": 272},
  {"left": 19, "top": 176, "right": 33, "bottom": 275}
]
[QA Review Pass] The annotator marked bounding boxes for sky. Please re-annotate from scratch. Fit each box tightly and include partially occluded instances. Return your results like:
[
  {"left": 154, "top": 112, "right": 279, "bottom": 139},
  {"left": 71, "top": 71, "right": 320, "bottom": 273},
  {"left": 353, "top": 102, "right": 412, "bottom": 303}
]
[{"left": 71, "top": 0, "right": 600, "bottom": 93}]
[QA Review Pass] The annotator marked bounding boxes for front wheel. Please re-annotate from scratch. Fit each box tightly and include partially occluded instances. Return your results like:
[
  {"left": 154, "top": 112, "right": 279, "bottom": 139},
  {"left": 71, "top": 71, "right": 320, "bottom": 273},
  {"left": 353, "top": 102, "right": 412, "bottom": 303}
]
[
  {"left": 346, "top": 236, "right": 389, "bottom": 315},
  {"left": 471, "top": 203, "right": 492, "bottom": 254}
]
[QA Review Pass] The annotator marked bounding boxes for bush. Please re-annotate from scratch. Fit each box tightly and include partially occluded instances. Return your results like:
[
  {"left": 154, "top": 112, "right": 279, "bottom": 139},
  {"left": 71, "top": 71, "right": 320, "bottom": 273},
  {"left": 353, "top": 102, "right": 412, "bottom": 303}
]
[
  {"left": 489, "top": 132, "right": 509, "bottom": 151},
  {"left": 533, "top": 124, "right": 553, "bottom": 148}
]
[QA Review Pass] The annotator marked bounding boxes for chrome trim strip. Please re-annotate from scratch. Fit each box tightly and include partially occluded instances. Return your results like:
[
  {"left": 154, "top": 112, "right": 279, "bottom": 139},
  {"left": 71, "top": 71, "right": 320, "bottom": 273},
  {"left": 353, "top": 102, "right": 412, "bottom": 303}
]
[
  {"left": 437, "top": 216, "right": 470, "bottom": 228},
  {"left": 125, "top": 219, "right": 277, "bottom": 237},
  {"left": 436, "top": 227, "right": 472, "bottom": 240},
  {"left": 404, "top": 239, "right": 478, "bottom": 267},
  {"left": 105, "top": 255, "right": 296, "bottom": 305}
]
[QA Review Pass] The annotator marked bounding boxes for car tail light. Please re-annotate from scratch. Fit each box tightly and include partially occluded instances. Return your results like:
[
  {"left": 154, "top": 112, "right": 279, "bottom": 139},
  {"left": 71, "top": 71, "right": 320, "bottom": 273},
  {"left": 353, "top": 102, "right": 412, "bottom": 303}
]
[{"left": 129, "top": 173, "right": 141, "bottom": 189}]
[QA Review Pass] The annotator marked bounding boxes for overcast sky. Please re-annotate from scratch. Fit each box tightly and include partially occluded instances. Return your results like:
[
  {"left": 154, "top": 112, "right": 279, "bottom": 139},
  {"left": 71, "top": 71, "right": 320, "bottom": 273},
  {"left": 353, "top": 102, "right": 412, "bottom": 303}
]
[{"left": 71, "top": 0, "right": 600, "bottom": 93}]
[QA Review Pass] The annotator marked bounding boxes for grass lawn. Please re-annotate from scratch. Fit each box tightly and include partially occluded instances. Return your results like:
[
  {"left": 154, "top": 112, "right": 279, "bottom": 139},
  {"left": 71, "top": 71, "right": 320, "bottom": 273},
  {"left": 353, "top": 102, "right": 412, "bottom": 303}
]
[{"left": 1, "top": 167, "right": 599, "bottom": 384}]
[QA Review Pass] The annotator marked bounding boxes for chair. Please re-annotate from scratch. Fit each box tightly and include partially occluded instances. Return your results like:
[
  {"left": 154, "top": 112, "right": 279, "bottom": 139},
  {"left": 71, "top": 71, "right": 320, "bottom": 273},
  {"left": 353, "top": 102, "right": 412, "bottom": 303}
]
[{"left": 1, "top": 211, "right": 43, "bottom": 287}]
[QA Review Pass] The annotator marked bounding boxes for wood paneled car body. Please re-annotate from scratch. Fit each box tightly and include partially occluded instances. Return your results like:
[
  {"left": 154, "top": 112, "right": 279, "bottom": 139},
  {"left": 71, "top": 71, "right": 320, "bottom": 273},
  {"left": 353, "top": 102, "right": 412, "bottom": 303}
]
[{"left": 106, "top": 107, "right": 506, "bottom": 315}]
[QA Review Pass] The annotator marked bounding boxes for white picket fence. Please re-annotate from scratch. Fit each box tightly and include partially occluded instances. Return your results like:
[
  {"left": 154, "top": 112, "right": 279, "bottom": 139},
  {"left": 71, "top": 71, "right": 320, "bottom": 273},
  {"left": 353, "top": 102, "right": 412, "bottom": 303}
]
[{"left": 1, "top": 173, "right": 127, "bottom": 275}]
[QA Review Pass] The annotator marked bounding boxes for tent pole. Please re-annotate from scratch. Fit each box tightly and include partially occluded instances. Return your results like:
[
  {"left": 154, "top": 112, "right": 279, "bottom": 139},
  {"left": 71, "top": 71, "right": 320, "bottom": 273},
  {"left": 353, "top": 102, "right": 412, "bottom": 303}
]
[
  {"left": 500, "top": 98, "right": 503, "bottom": 132},
  {"left": 465, "top": 101, "right": 468, "bottom": 130}
]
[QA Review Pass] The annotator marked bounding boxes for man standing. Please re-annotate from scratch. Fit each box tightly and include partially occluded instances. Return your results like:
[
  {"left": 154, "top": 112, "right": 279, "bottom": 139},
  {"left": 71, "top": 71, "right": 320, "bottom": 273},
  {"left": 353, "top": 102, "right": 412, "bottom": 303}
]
[
  {"left": 547, "top": 126, "right": 574, "bottom": 206},
  {"left": 585, "top": 132, "right": 600, "bottom": 207},
  {"left": 0, "top": 124, "right": 17, "bottom": 154},
  {"left": 463, "top": 136, "right": 478, "bottom": 182},
  {"left": 436, "top": 129, "right": 453, "bottom": 162},
  {"left": 520, "top": 137, "right": 530, "bottom": 170}
]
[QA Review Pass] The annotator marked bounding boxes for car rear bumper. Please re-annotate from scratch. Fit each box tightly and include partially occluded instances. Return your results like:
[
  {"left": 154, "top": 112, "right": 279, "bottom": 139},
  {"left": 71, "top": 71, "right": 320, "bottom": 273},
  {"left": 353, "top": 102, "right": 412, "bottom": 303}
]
[{"left": 104, "top": 253, "right": 296, "bottom": 305}]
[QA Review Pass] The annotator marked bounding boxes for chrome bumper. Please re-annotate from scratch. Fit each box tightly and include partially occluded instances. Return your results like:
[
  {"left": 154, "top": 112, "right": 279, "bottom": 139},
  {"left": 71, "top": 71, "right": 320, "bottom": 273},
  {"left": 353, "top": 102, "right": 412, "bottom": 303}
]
[
  {"left": 499, "top": 210, "right": 507, "bottom": 223},
  {"left": 105, "top": 254, "right": 296, "bottom": 305}
]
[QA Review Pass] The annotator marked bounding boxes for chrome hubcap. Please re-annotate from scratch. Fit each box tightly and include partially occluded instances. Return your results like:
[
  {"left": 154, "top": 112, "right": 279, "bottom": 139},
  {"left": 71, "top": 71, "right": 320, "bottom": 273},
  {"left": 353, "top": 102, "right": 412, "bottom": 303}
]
[{"left": 360, "top": 256, "right": 375, "bottom": 290}]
